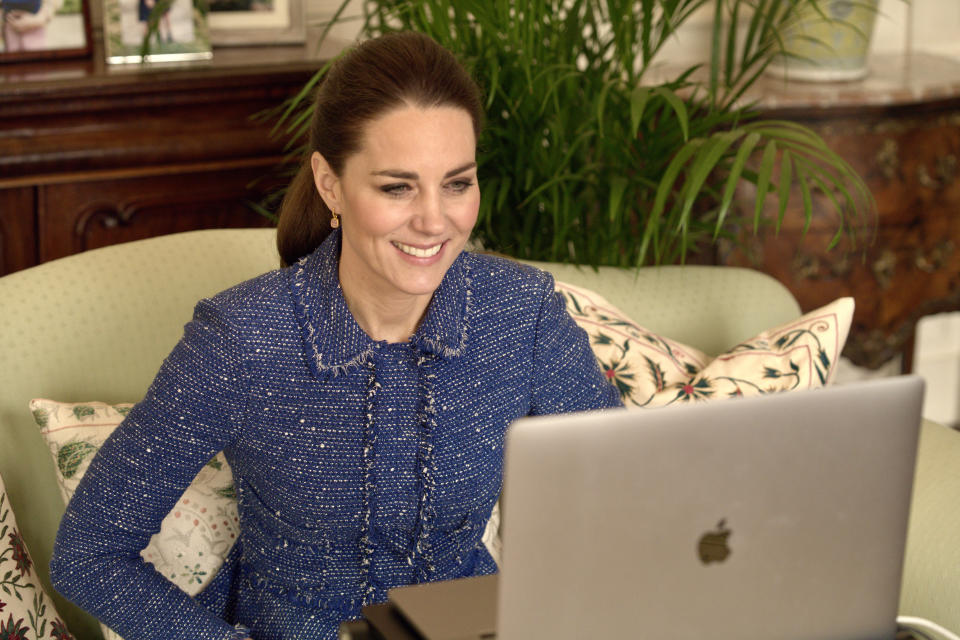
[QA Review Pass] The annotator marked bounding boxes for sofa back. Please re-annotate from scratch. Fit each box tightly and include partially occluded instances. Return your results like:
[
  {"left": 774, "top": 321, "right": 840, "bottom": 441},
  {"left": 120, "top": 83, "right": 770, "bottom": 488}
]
[
  {"left": 0, "top": 228, "right": 800, "bottom": 638},
  {"left": 0, "top": 229, "right": 280, "bottom": 638}
]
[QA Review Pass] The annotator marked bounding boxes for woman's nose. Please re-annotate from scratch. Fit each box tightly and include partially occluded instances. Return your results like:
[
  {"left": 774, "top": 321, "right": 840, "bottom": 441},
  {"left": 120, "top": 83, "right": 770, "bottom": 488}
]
[{"left": 412, "top": 193, "right": 445, "bottom": 234}]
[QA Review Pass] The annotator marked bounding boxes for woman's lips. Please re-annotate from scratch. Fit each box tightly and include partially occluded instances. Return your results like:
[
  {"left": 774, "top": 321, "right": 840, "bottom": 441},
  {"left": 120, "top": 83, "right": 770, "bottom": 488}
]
[{"left": 392, "top": 241, "right": 444, "bottom": 258}]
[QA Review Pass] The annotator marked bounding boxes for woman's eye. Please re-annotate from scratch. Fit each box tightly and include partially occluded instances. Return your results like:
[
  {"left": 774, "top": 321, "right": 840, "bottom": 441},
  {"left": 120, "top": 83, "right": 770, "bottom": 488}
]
[
  {"left": 447, "top": 179, "right": 474, "bottom": 193},
  {"left": 380, "top": 183, "right": 410, "bottom": 195}
]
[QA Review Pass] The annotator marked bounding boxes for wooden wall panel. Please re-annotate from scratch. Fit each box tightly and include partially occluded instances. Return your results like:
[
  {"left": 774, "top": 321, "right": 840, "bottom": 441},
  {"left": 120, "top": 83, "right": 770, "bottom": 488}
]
[
  {"left": 38, "top": 165, "right": 276, "bottom": 263},
  {"left": 0, "top": 188, "right": 38, "bottom": 274}
]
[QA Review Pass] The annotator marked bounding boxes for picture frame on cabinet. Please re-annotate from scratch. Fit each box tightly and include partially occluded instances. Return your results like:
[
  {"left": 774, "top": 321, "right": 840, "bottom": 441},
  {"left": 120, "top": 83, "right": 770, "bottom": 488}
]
[
  {"left": 0, "top": 0, "right": 92, "bottom": 63},
  {"left": 103, "top": 0, "right": 212, "bottom": 64},
  {"left": 205, "top": 0, "right": 304, "bottom": 45}
]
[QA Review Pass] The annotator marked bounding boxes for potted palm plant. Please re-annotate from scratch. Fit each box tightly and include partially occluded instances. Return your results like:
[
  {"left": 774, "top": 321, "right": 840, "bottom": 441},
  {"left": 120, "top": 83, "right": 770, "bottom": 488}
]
[{"left": 270, "top": 0, "right": 873, "bottom": 268}]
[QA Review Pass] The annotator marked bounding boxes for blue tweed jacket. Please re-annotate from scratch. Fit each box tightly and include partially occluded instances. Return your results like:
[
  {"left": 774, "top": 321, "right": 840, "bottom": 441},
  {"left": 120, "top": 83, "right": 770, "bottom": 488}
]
[{"left": 50, "top": 230, "right": 622, "bottom": 640}]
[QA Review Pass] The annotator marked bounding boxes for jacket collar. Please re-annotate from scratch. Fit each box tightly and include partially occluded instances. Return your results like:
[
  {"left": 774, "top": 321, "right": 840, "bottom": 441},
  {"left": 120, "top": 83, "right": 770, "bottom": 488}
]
[{"left": 289, "top": 229, "right": 472, "bottom": 379}]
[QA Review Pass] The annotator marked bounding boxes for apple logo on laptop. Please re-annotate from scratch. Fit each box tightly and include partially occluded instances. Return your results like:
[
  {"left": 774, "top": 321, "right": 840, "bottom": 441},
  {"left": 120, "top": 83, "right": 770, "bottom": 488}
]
[{"left": 697, "top": 519, "right": 732, "bottom": 564}]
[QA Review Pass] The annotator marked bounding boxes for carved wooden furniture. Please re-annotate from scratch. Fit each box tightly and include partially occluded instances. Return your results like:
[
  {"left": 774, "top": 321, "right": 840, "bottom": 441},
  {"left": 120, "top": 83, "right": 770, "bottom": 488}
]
[
  {"left": 0, "top": 45, "right": 322, "bottom": 277},
  {"left": 719, "top": 53, "right": 960, "bottom": 371}
]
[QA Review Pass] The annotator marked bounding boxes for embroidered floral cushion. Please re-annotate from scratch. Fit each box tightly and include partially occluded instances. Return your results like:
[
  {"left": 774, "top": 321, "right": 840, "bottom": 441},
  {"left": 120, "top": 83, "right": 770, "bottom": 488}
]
[
  {"left": 29, "top": 400, "right": 240, "bottom": 640},
  {"left": 554, "top": 281, "right": 853, "bottom": 407},
  {"left": 0, "top": 471, "right": 75, "bottom": 640}
]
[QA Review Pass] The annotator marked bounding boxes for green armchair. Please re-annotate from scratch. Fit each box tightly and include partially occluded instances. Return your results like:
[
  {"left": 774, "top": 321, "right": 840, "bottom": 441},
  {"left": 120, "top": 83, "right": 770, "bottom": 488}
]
[{"left": 0, "top": 228, "right": 955, "bottom": 637}]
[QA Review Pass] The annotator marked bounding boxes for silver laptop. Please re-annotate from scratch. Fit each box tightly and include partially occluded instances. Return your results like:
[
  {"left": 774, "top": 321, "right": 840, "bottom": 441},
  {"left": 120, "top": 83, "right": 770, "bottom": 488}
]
[{"left": 391, "top": 376, "right": 924, "bottom": 640}]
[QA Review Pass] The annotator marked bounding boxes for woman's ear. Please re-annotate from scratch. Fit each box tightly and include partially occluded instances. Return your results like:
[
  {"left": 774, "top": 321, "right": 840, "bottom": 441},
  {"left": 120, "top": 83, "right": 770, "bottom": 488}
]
[{"left": 310, "top": 152, "right": 342, "bottom": 213}]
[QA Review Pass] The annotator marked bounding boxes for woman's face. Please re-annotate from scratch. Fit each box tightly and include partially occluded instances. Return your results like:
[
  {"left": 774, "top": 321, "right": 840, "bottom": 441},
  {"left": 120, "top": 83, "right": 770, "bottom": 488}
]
[{"left": 313, "top": 104, "right": 479, "bottom": 309}]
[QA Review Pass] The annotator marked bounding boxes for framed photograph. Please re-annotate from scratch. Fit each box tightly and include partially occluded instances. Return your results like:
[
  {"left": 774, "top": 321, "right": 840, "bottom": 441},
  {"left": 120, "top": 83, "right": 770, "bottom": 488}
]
[
  {"left": 206, "top": 0, "right": 304, "bottom": 46},
  {"left": 0, "top": 0, "right": 92, "bottom": 63},
  {"left": 103, "top": 0, "right": 212, "bottom": 64}
]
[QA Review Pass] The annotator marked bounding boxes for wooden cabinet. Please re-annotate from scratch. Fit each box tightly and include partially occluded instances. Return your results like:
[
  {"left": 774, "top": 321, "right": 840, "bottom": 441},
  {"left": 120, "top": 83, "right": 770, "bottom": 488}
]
[
  {"left": 718, "top": 53, "right": 960, "bottom": 371},
  {"left": 0, "top": 45, "right": 322, "bottom": 276}
]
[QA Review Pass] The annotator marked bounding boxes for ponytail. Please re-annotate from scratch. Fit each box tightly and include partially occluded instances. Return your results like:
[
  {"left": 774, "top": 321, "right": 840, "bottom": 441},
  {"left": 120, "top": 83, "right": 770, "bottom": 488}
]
[{"left": 277, "top": 161, "right": 335, "bottom": 267}]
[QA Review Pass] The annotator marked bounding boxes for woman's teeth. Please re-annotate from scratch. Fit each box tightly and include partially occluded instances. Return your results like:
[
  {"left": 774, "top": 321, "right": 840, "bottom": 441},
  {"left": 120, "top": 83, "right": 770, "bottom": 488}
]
[{"left": 393, "top": 242, "right": 442, "bottom": 258}]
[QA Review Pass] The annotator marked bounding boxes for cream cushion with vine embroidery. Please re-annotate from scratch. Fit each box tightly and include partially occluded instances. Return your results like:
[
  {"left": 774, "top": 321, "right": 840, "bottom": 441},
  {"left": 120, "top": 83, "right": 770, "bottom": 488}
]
[
  {"left": 29, "top": 399, "right": 240, "bottom": 640},
  {"left": 555, "top": 281, "right": 853, "bottom": 407},
  {"left": 0, "top": 471, "right": 75, "bottom": 639}
]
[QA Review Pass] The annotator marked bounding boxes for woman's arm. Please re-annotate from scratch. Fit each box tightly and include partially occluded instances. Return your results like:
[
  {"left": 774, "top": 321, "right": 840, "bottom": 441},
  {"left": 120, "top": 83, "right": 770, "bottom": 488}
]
[
  {"left": 50, "top": 299, "right": 252, "bottom": 640},
  {"left": 528, "top": 273, "right": 623, "bottom": 414}
]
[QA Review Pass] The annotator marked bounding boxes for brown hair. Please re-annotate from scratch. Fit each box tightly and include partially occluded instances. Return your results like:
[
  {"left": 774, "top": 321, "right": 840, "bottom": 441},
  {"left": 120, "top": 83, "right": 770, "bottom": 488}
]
[{"left": 276, "top": 31, "right": 484, "bottom": 266}]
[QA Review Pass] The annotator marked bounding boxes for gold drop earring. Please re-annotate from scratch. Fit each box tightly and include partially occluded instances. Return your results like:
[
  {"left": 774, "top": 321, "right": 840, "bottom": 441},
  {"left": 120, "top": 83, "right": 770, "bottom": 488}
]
[{"left": 330, "top": 209, "right": 340, "bottom": 229}]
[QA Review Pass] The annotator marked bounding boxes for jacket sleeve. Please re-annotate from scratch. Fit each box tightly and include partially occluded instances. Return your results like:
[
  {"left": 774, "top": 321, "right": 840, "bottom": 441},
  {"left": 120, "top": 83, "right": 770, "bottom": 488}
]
[
  {"left": 529, "top": 273, "right": 623, "bottom": 415},
  {"left": 49, "top": 298, "right": 252, "bottom": 640}
]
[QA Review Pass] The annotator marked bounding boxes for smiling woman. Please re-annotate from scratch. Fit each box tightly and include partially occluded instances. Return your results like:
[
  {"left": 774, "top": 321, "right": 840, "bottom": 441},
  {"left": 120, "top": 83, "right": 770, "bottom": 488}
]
[
  {"left": 311, "top": 105, "right": 480, "bottom": 343},
  {"left": 276, "top": 32, "right": 483, "bottom": 268},
  {"left": 47, "top": 31, "right": 623, "bottom": 640}
]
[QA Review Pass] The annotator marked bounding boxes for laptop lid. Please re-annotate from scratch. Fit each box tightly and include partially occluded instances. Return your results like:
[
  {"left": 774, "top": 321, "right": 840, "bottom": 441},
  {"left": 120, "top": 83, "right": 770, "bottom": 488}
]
[{"left": 497, "top": 376, "right": 924, "bottom": 640}]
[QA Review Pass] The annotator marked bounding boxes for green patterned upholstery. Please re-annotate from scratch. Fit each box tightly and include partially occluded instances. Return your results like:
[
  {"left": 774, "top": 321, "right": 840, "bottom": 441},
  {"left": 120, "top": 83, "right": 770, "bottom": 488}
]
[
  {"left": 1, "top": 228, "right": 954, "bottom": 637},
  {"left": 0, "top": 230, "right": 280, "bottom": 638},
  {"left": 900, "top": 418, "right": 960, "bottom": 632}
]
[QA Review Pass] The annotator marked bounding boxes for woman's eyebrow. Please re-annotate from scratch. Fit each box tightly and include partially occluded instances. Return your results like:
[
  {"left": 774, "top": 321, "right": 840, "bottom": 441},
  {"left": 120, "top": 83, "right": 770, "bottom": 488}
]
[
  {"left": 371, "top": 162, "right": 477, "bottom": 180},
  {"left": 372, "top": 169, "right": 418, "bottom": 180},
  {"left": 444, "top": 162, "right": 477, "bottom": 178}
]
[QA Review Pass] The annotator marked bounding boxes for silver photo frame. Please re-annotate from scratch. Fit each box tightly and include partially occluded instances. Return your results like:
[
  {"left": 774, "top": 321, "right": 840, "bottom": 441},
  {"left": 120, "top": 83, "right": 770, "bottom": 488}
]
[{"left": 103, "top": 0, "right": 212, "bottom": 64}]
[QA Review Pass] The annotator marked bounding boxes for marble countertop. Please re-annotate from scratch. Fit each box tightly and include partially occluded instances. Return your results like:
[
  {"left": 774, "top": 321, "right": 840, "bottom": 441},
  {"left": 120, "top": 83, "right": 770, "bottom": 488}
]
[
  {"left": 646, "top": 52, "right": 960, "bottom": 112},
  {"left": 746, "top": 52, "right": 960, "bottom": 109}
]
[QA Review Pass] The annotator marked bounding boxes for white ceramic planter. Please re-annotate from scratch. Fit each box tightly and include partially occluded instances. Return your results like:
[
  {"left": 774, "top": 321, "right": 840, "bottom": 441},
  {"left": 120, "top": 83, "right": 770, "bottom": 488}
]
[{"left": 767, "top": 0, "right": 880, "bottom": 82}]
